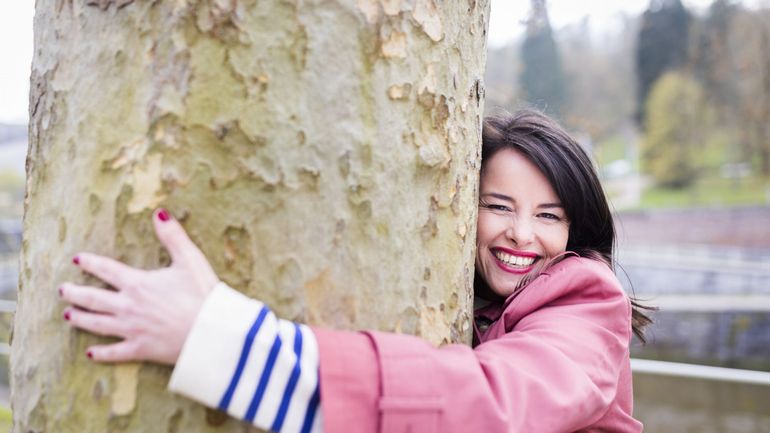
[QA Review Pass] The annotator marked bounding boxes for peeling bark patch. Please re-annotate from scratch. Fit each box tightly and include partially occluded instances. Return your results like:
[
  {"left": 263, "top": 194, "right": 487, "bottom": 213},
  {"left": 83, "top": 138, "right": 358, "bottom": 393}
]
[
  {"left": 456, "top": 222, "right": 467, "bottom": 238},
  {"left": 111, "top": 363, "right": 140, "bottom": 415},
  {"left": 168, "top": 408, "right": 184, "bottom": 433},
  {"left": 381, "top": 0, "right": 403, "bottom": 15},
  {"left": 419, "top": 305, "right": 451, "bottom": 345},
  {"left": 417, "top": 64, "right": 438, "bottom": 108},
  {"left": 420, "top": 198, "right": 438, "bottom": 240},
  {"left": 381, "top": 31, "right": 407, "bottom": 58},
  {"left": 110, "top": 138, "right": 150, "bottom": 170},
  {"left": 223, "top": 225, "right": 251, "bottom": 267},
  {"left": 128, "top": 153, "right": 167, "bottom": 213},
  {"left": 357, "top": 0, "right": 380, "bottom": 24},
  {"left": 435, "top": 95, "right": 449, "bottom": 127},
  {"left": 412, "top": 0, "right": 443, "bottom": 42},
  {"left": 205, "top": 408, "right": 228, "bottom": 426},
  {"left": 86, "top": 0, "right": 135, "bottom": 10},
  {"left": 387, "top": 83, "right": 411, "bottom": 100},
  {"left": 418, "top": 135, "right": 449, "bottom": 167},
  {"left": 93, "top": 378, "right": 106, "bottom": 401}
]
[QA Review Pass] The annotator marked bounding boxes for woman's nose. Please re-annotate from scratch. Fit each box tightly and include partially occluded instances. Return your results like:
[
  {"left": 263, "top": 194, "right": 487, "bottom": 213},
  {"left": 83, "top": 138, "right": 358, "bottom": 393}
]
[{"left": 505, "top": 218, "right": 535, "bottom": 246}]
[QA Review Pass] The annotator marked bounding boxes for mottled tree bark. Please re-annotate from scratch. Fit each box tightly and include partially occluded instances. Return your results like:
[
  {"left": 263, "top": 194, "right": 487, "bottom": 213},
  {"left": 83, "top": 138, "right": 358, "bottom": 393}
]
[{"left": 12, "top": 0, "right": 489, "bottom": 431}]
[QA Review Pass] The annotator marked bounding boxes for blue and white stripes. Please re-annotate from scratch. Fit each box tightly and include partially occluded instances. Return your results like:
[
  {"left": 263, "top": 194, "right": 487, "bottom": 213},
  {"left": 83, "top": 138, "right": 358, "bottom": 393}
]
[{"left": 169, "top": 283, "right": 322, "bottom": 433}]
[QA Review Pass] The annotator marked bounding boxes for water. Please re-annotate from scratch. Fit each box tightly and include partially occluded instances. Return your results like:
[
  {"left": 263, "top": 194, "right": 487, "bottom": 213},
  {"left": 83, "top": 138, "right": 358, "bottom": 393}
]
[{"left": 634, "top": 373, "right": 770, "bottom": 433}]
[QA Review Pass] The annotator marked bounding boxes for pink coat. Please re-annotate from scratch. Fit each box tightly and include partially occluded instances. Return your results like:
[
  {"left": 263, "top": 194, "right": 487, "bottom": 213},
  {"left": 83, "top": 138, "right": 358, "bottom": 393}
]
[{"left": 312, "top": 256, "right": 643, "bottom": 433}]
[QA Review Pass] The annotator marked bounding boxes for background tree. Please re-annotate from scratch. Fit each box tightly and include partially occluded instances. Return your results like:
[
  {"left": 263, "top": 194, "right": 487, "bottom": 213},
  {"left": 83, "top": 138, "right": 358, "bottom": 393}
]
[
  {"left": 11, "top": 1, "right": 490, "bottom": 432},
  {"left": 520, "top": 0, "right": 566, "bottom": 118},
  {"left": 642, "top": 71, "right": 713, "bottom": 188},
  {"left": 730, "top": 7, "right": 770, "bottom": 177},
  {"left": 690, "top": 0, "right": 741, "bottom": 114},
  {"left": 559, "top": 16, "right": 638, "bottom": 140},
  {"left": 635, "top": 0, "right": 691, "bottom": 127}
]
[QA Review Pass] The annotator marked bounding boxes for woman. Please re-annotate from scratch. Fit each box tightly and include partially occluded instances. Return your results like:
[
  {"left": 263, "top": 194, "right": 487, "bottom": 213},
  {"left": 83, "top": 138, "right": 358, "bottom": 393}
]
[{"left": 60, "top": 110, "right": 649, "bottom": 433}]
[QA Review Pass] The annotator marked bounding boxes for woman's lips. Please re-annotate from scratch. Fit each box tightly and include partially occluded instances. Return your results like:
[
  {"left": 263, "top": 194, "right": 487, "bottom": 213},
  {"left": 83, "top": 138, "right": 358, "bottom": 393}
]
[
  {"left": 491, "top": 248, "right": 538, "bottom": 275},
  {"left": 493, "top": 255, "right": 535, "bottom": 274}
]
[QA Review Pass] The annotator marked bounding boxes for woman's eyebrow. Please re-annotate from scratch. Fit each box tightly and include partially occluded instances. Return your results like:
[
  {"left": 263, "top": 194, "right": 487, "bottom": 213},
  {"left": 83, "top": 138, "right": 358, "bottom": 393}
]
[
  {"left": 538, "top": 203, "right": 564, "bottom": 209},
  {"left": 480, "top": 192, "right": 513, "bottom": 202}
]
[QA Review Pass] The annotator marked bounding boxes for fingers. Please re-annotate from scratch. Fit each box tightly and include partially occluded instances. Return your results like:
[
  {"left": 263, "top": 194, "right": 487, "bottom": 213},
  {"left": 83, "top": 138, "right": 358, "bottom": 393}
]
[
  {"left": 86, "top": 340, "right": 141, "bottom": 363},
  {"left": 74, "top": 252, "right": 141, "bottom": 291},
  {"left": 64, "top": 308, "right": 127, "bottom": 338},
  {"left": 59, "top": 283, "right": 126, "bottom": 314},
  {"left": 152, "top": 208, "right": 206, "bottom": 266}
]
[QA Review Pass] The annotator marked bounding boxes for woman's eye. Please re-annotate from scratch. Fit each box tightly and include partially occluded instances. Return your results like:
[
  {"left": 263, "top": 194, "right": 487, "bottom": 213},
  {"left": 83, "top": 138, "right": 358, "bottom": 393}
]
[
  {"left": 482, "top": 203, "right": 511, "bottom": 212},
  {"left": 538, "top": 212, "right": 561, "bottom": 221}
]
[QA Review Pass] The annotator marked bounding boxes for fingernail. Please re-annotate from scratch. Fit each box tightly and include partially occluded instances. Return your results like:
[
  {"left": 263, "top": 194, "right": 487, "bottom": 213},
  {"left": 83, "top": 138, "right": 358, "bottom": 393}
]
[
  {"left": 64, "top": 310, "right": 71, "bottom": 321},
  {"left": 157, "top": 208, "right": 170, "bottom": 222},
  {"left": 86, "top": 350, "right": 93, "bottom": 360},
  {"left": 72, "top": 256, "right": 80, "bottom": 265},
  {"left": 58, "top": 287, "right": 63, "bottom": 297}
]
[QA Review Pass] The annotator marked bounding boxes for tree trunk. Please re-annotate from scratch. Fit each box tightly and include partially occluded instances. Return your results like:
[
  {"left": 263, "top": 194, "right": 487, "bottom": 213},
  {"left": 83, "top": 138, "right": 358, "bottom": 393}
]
[{"left": 12, "top": 1, "right": 489, "bottom": 432}]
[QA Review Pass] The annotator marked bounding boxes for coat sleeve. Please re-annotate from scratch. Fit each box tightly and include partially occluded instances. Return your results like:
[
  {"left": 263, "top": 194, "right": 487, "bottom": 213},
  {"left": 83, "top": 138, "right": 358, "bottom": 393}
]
[
  {"left": 168, "top": 283, "right": 323, "bottom": 433},
  {"left": 313, "top": 259, "right": 634, "bottom": 433}
]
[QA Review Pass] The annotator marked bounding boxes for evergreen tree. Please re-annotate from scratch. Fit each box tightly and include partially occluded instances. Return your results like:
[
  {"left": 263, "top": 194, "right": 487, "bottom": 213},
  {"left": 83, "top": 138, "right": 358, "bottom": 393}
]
[
  {"left": 520, "top": 0, "right": 566, "bottom": 118},
  {"left": 690, "top": 0, "right": 741, "bottom": 117}
]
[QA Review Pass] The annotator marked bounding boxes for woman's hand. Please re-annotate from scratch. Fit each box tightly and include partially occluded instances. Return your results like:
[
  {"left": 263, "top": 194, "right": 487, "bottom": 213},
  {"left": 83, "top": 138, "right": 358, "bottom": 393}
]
[{"left": 60, "top": 208, "right": 219, "bottom": 365}]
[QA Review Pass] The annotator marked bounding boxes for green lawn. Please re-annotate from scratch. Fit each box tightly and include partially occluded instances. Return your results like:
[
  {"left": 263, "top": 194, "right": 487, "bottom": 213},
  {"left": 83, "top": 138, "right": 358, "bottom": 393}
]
[{"left": 639, "top": 176, "right": 769, "bottom": 209}]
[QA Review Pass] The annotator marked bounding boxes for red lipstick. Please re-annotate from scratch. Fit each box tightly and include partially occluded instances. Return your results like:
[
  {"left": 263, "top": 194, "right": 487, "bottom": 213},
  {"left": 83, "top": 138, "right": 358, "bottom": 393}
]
[{"left": 491, "top": 247, "right": 538, "bottom": 274}]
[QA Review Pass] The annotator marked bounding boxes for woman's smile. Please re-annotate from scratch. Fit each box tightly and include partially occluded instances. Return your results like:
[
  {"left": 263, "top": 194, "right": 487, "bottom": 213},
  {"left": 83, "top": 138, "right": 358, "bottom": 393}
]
[{"left": 491, "top": 247, "right": 538, "bottom": 274}]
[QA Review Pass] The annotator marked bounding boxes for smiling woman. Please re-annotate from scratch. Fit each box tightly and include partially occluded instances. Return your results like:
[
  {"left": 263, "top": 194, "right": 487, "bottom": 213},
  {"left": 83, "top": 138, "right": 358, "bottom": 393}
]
[{"left": 59, "top": 109, "right": 651, "bottom": 433}]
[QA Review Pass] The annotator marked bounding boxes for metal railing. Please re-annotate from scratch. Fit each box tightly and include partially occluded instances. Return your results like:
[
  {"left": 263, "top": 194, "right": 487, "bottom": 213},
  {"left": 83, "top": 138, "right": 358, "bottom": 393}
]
[{"left": 631, "top": 358, "right": 770, "bottom": 386}]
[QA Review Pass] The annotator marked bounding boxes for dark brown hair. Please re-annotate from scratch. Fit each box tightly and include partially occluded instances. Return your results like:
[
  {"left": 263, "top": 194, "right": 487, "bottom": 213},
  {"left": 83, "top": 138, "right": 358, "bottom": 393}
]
[{"left": 480, "top": 109, "right": 653, "bottom": 343}]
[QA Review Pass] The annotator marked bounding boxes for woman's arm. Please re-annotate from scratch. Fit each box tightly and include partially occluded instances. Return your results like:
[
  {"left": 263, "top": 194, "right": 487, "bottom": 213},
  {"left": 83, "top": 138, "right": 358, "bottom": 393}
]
[{"left": 313, "top": 258, "right": 639, "bottom": 433}]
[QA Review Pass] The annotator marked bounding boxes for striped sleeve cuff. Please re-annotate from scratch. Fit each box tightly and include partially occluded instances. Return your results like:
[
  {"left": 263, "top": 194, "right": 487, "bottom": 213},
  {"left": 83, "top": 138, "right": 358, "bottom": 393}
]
[{"left": 168, "top": 282, "right": 322, "bottom": 433}]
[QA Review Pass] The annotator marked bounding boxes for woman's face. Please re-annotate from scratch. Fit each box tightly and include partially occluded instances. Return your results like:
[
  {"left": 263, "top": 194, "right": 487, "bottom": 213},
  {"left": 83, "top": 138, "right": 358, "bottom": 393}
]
[{"left": 475, "top": 148, "right": 570, "bottom": 299}]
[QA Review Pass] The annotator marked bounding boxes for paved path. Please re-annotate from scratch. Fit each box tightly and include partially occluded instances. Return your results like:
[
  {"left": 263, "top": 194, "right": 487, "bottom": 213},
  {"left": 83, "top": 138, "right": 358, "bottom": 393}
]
[{"left": 616, "top": 206, "right": 770, "bottom": 248}]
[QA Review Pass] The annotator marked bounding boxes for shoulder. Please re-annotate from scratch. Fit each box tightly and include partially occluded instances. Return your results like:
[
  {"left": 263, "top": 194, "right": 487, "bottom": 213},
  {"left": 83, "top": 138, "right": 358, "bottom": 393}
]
[
  {"left": 500, "top": 256, "right": 631, "bottom": 333},
  {"left": 538, "top": 255, "right": 625, "bottom": 301}
]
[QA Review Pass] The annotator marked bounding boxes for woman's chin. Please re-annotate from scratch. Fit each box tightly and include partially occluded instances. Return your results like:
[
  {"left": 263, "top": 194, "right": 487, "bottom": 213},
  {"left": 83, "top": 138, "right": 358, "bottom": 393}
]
[{"left": 487, "top": 279, "right": 522, "bottom": 299}]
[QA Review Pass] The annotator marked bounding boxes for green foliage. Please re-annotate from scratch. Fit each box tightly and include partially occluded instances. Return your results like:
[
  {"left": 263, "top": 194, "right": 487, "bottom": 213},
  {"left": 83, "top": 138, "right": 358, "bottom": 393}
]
[
  {"left": 520, "top": 0, "right": 566, "bottom": 118},
  {"left": 642, "top": 71, "right": 714, "bottom": 188},
  {"left": 0, "top": 405, "right": 11, "bottom": 432},
  {"left": 594, "top": 135, "right": 628, "bottom": 168},
  {"left": 635, "top": 0, "right": 691, "bottom": 126}
]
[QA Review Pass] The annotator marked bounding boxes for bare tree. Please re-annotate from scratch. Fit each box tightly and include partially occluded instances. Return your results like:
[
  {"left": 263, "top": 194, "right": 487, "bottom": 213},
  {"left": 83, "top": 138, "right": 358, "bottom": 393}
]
[{"left": 12, "top": 1, "right": 489, "bottom": 431}]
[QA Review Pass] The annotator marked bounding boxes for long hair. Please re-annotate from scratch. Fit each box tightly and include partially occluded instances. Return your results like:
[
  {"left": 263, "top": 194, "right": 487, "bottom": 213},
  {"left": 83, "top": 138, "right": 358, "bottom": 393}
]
[{"left": 479, "top": 109, "right": 653, "bottom": 343}]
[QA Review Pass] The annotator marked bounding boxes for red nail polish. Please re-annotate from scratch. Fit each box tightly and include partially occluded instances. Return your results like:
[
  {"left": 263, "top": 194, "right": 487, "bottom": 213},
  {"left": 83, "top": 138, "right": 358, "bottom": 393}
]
[
  {"left": 72, "top": 256, "right": 80, "bottom": 265},
  {"left": 157, "top": 208, "right": 170, "bottom": 222},
  {"left": 64, "top": 310, "right": 71, "bottom": 321},
  {"left": 86, "top": 350, "right": 93, "bottom": 359}
]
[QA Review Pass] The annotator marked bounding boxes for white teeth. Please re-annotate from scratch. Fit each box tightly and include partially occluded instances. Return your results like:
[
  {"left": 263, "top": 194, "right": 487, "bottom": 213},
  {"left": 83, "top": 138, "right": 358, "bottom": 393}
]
[{"left": 494, "top": 251, "right": 535, "bottom": 267}]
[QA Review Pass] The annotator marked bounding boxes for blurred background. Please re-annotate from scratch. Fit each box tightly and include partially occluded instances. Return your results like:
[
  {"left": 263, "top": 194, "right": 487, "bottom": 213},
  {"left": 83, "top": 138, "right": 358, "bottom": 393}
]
[{"left": 1, "top": 0, "right": 769, "bottom": 431}]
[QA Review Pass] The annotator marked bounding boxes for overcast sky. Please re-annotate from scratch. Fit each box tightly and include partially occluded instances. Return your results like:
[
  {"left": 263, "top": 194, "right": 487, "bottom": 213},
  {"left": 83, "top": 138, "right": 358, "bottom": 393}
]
[{"left": 0, "top": 0, "right": 759, "bottom": 124}]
